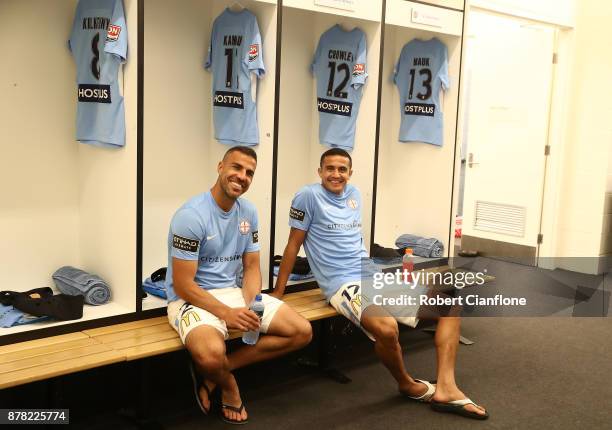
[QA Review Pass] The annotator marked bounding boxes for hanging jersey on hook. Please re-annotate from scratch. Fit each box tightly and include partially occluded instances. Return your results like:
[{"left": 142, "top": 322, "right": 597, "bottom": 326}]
[
  {"left": 68, "top": 0, "right": 128, "bottom": 148},
  {"left": 205, "top": 8, "right": 265, "bottom": 146}
]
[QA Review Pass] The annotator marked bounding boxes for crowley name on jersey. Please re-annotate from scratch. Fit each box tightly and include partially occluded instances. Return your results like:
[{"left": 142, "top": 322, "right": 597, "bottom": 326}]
[
  {"left": 312, "top": 25, "right": 368, "bottom": 151},
  {"left": 69, "top": 0, "right": 128, "bottom": 148},
  {"left": 205, "top": 8, "right": 265, "bottom": 146}
]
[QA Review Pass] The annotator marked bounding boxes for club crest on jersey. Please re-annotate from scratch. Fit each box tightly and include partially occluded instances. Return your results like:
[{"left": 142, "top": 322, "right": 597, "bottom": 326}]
[
  {"left": 78, "top": 84, "right": 111, "bottom": 103},
  {"left": 352, "top": 63, "right": 365, "bottom": 77},
  {"left": 214, "top": 91, "right": 244, "bottom": 109},
  {"left": 239, "top": 220, "right": 251, "bottom": 235},
  {"left": 106, "top": 24, "right": 121, "bottom": 42},
  {"left": 404, "top": 102, "right": 435, "bottom": 117},
  {"left": 317, "top": 98, "right": 353, "bottom": 117},
  {"left": 347, "top": 198, "right": 358, "bottom": 209},
  {"left": 249, "top": 44, "right": 259, "bottom": 62}
]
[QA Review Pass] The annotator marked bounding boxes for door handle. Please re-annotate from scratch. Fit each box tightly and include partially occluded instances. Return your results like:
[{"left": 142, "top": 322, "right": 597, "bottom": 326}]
[{"left": 468, "top": 153, "right": 480, "bottom": 168}]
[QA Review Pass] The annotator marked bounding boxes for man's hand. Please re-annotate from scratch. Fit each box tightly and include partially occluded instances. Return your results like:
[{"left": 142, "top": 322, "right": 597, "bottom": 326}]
[{"left": 222, "top": 307, "right": 260, "bottom": 331}]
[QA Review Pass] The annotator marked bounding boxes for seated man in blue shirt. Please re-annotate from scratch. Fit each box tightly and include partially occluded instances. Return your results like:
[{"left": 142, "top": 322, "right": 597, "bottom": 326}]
[
  {"left": 272, "top": 148, "right": 488, "bottom": 420},
  {"left": 166, "top": 146, "right": 312, "bottom": 424}
]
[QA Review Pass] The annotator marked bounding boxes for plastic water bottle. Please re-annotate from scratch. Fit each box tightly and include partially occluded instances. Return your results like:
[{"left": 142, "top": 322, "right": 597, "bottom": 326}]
[
  {"left": 242, "top": 294, "right": 265, "bottom": 345},
  {"left": 402, "top": 249, "right": 414, "bottom": 283}
]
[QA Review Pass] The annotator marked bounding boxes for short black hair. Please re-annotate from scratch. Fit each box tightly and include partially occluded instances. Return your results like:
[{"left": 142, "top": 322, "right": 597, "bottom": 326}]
[
  {"left": 223, "top": 146, "right": 257, "bottom": 162},
  {"left": 320, "top": 148, "right": 352, "bottom": 168}
]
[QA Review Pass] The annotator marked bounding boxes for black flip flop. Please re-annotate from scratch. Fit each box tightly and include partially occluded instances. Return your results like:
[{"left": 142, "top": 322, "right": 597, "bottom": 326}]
[
  {"left": 189, "top": 361, "right": 214, "bottom": 415},
  {"left": 431, "top": 398, "right": 489, "bottom": 420},
  {"left": 220, "top": 403, "right": 248, "bottom": 425}
]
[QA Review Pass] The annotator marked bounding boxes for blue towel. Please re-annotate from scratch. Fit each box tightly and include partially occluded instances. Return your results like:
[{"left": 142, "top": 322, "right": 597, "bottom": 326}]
[
  {"left": 142, "top": 277, "right": 167, "bottom": 299},
  {"left": 0, "top": 304, "right": 49, "bottom": 328},
  {"left": 272, "top": 266, "right": 315, "bottom": 281},
  {"left": 52, "top": 266, "right": 111, "bottom": 305},
  {"left": 395, "top": 234, "right": 444, "bottom": 258}
]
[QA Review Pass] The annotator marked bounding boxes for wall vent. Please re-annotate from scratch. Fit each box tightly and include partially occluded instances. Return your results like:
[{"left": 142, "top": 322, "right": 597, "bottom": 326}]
[{"left": 474, "top": 201, "right": 526, "bottom": 237}]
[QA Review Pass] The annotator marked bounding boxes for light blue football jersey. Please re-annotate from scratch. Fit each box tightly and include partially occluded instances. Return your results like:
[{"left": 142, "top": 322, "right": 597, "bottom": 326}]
[
  {"left": 312, "top": 25, "right": 368, "bottom": 151},
  {"left": 165, "top": 192, "right": 260, "bottom": 302},
  {"left": 393, "top": 38, "right": 449, "bottom": 147},
  {"left": 289, "top": 183, "right": 368, "bottom": 299},
  {"left": 205, "top": 8, "right": 265, "bottom": 146},
  {"left": 69, "top": 0, "right": 127, "bottom": 148}
]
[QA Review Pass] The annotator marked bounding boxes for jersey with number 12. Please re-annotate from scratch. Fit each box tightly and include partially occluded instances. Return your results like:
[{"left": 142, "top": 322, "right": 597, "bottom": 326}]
[
  {"left": 205, "top": 8, "right": 265, "bottom": 146},
  {"left": 394, "top": 38, "right": 449, "bottom": 147},
  {"left": 312, "top": 25, "right": 368, "bottom": 151},
  {"left": 69, "top": 0, "right": 128, "bottom": 148}
]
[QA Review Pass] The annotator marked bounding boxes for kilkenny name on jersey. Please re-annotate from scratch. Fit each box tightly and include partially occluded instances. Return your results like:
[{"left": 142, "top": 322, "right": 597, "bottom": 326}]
[
  {"left": 317, "top": 98, "right": 353, "bottom": 117},
  {"left": 82, "top": 17, "right": 110, "bottom": 30},
  {"left": 78, "top": 84, "right": 111, "bottom": 103},
  {"left": 404, "top": 102, "right": 435, "bottom": 117},
  {"left": 214, "top": 91, "right": 244, "bottom": 109},
  {"left": 328, "top": 49, "right": 354, "bottom": 62}
]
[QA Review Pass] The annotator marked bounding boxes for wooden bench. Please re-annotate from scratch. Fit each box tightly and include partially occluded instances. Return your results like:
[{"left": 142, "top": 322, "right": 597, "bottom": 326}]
[{"left": 0, "top": 288, "right": 336, "bottom": 389}]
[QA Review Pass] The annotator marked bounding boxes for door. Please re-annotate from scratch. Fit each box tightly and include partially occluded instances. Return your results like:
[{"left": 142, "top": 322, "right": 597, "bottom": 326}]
[{"left": 461, "top": 10, "right": 555, "bottom": 261}]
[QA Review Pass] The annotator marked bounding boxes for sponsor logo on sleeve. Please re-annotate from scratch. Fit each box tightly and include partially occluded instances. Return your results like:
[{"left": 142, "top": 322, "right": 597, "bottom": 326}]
[
  {"left": 172, "top": 234, "right": 200, "bottom": 252},
  {"left": 78, "top": 84, "right": 111, "bottom": 103},
  {"left": 317, "top": 98, "right": 353, "bottom": 117},
  {"left": 290, "top": 207, "right": 305, "bottom": 222},
  {"left": 352, "top": 63, "right": 365, "bottom": 77},
  {"left": 239, "top": 220, "right": 251, "bottom": 235},
  {"left": 404, "top": 103, "right": 435, "bottom": 117},
  {"left": 252, "top": 230, "right": 259, "bottom": 244},
  {"left": 249, "top": 44, "right": 259, "bottom": 62},
  {"left": 213, "top": 91, "right": 244, "bottom": 109},
  {"left": 106, "top": 24, "right": 121, "bottom": 42}
]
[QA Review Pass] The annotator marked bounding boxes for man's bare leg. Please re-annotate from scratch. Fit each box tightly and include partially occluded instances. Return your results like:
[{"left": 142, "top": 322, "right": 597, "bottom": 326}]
[
  {"left": 227, "top": 304, "right": 312, "bottom": 371},
  {"left": 431, "top": 317, "right": 487, "bottom": 416},
  {"left": 185, "top": 326, "right": 247, "bottom": 423},
  {"left": 361, "top": 310, "right": 430, "bottom": 398}
]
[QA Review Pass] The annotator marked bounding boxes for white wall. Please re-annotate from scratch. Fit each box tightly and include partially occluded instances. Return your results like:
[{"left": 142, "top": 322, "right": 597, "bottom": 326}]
[{"left": 470, "top": 0, "right": 574, "bottom": 27}]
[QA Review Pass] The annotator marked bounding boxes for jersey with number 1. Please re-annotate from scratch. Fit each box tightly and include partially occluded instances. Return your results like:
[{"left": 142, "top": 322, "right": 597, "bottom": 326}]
[
  {"left": 394, "top": 38, "right": 449, "bottom": 147},
  {"left": 205, "top": 8, "right": 265, "bottom": 146},
  {"left": 69, "top": 0, "right": 128, "bottom": 148},
  {"left": 312, "top": 25, "right": 367, "bottom": 151}
]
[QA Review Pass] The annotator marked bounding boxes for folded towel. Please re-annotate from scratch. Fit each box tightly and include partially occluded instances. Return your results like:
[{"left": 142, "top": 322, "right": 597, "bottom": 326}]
[
  {"left": 395, "top": 234, "right": 444, "bottom": 258},
  {"left": 52, "top": 266, "right": 111, "bottom": 305},
  {"left": 272, "top": 266, "right": 315, "bottom": 281},
  {"left": 0, "top": 304, "right": 50, "bottom": 327},
  {"left": 142, "top": 277, "right": 167, "bottom": 299}
]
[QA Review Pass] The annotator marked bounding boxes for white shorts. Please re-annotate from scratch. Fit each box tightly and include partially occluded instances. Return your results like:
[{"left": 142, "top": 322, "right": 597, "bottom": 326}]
[
  {"left": 329, "top": 280, "right": 419, "bottom": 341},
  {"left": 167, "top": 287, "right": 284, "bottom": 344}
]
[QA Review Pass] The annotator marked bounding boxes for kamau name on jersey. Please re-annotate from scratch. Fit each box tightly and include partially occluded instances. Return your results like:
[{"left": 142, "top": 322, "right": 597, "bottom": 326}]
[
  {"left": 224, "top": 35, "right": 243, "bottom": 46},
  {"left": 318, "top": 98, "right": 353, "bottom": 117},
  {"left": 328, "top": 49, "right": 354, "bottom": 62},
  {"left": 214, "top": 91, "right": 244, "bottom": 109},
  {"left": 82, "top": 17, "right": 109, "bottom": 30},
  {"left": 78, "top": 84, "right": 111, "bottom": 103},
  {"left": 413, "top": 57, "right": 430, "bottom": 67},
  {"left": 404, "top": 102, "right": 436, "bottom": 117}
]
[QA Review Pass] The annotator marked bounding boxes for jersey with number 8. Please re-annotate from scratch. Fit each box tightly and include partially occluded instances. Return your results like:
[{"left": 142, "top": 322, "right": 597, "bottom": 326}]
[
  {"left": 393, "top": 38, "right": 449, "bottom": 147},
  {"left": 312, "top": 25, "right": 368, "bottom": 151},
  {"left": 69, "top": 0, "right": 128, "bottom": 148}
]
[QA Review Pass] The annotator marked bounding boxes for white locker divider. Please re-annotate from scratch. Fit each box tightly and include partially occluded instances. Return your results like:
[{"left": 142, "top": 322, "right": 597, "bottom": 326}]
[
  {"left": 142, "top": 0, "right": 278, "bottom": 310},
  {"left": 0, "top": 0, "right": 138, "bottom": 336},
  {"left": 273, "top": 3, "right": 383, "bottom": 267},
  {"left": 373, "top": 4, "right": 464, "bottom": 257},
  {"left": 283, "top": 0, "right": 383, "bottom": 22}
]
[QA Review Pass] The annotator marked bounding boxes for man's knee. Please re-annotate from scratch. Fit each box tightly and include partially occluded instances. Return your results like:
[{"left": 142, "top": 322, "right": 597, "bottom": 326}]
[
  {"left": 366, "top": 318, "right": 399, "bottom": 345},
  {"left": 191, "top": 343, "right": 226, "bottom": 373},
  {"left": 292, "top": 319, "right": 313, "bottom": 347}
]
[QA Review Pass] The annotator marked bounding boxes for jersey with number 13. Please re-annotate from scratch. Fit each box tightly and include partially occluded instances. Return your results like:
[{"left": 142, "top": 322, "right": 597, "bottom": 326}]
[
  {"left": 69, "top": 0, "right": 127, "bottom": 148},
  {"left": 312, "top": 25, "right": 368, "bottom": 151}
]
